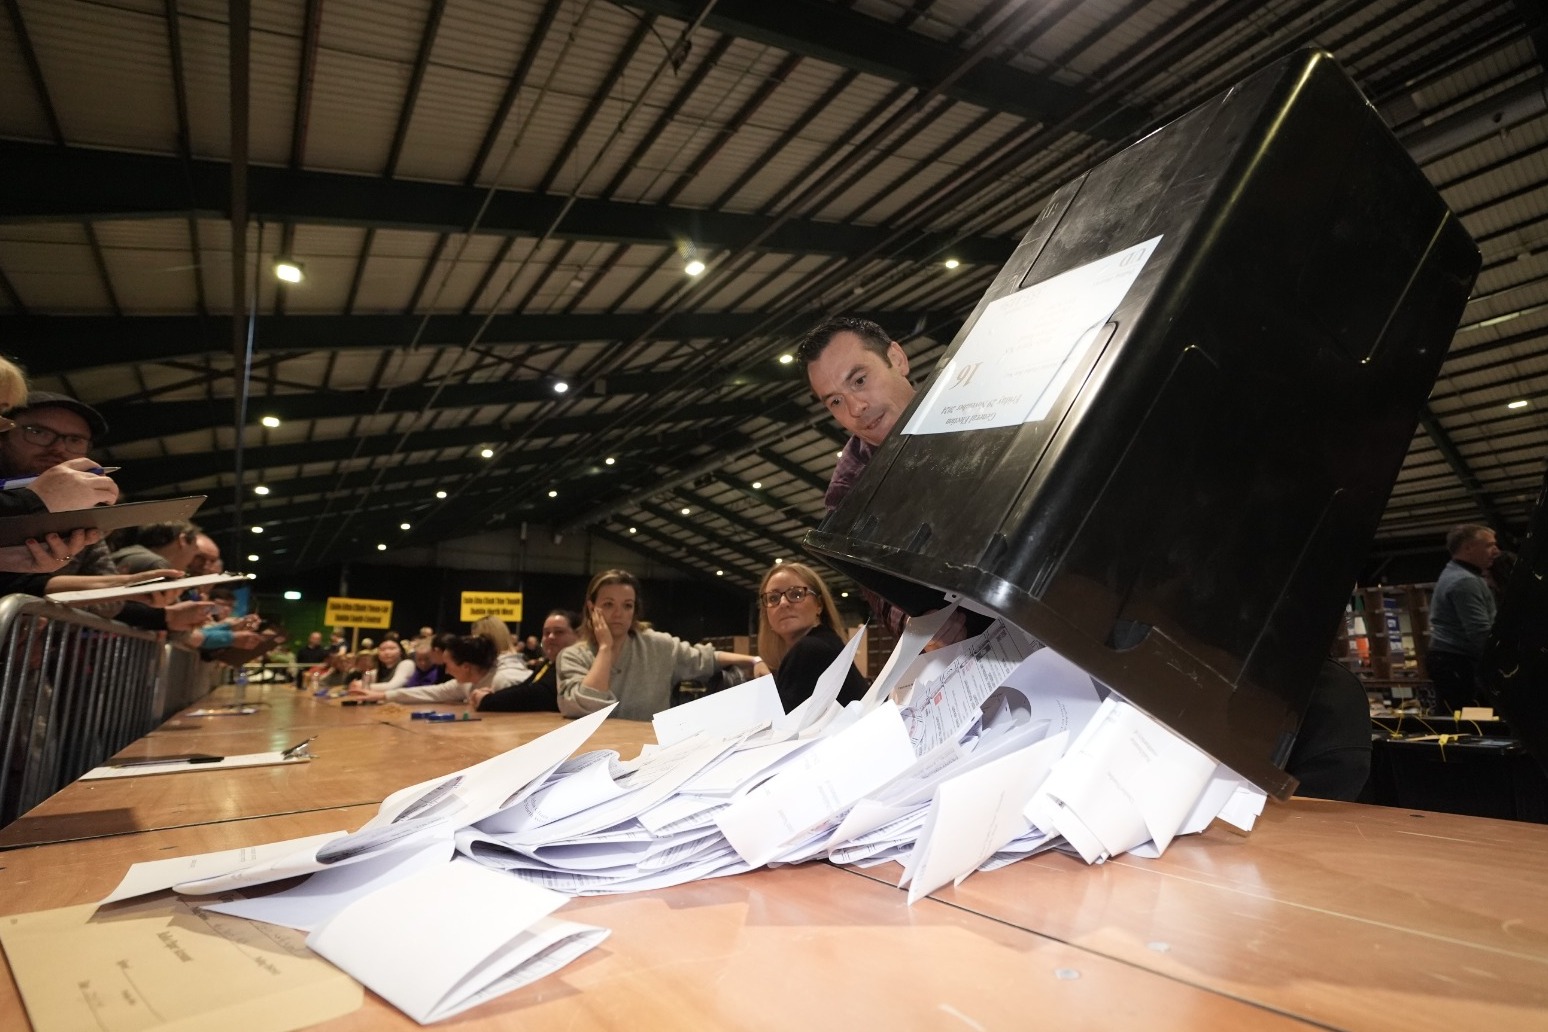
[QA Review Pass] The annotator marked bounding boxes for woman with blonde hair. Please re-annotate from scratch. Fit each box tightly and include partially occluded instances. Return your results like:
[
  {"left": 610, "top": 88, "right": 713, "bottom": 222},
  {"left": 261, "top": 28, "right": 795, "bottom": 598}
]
[
  {"left": 472, "top": 614, "right": 515, "bottom": 654},
  {"left": 557, "top": 568, "right": 757, "bottom": 720},
  {"left": 756, "top": 561, "right": 868, "bottom": 713}
]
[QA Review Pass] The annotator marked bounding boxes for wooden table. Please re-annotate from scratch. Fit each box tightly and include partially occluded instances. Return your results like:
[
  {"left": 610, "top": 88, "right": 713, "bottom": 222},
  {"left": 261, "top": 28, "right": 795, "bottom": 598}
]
[
  {"left": 0, "top": 683, "right": 656, "bottom": 851},
  {"left": 916, "top": 800, "right": 1548, "bottom": 1030},
  {"left": 0, "top": 811, "right": 1313, "bottom": 1031},
  {"left": 1, "top": 695, "right": 1546, "bottom": 1030}
]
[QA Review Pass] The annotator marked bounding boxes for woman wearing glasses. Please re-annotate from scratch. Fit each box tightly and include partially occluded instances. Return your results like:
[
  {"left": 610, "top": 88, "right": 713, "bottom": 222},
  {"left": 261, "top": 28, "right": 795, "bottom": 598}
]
[{"left": 756, "top": 561, "right": 868, "bottom": 713}]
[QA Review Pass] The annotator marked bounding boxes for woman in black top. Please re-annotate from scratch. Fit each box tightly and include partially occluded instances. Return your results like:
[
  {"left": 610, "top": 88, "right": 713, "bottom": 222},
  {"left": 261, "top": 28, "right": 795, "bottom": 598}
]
[
  {"left": 755, "top": 561, "right": 868, "bottom": 713},
  {"left": 476, "top": 608, "right": 581, "bottom": 712}
]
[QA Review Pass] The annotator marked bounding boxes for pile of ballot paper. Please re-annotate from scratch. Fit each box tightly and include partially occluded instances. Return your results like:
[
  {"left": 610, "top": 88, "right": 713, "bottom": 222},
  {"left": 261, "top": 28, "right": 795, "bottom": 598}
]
[{"left": 84, "top": 604, "right": 1265, "bottom": 1023}]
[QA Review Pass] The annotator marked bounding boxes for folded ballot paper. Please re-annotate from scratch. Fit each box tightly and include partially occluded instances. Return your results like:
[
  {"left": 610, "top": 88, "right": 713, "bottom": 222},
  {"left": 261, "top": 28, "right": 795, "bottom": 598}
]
[
  {"left": 83, "top": 708, "right": 622, "bottom": 1025},
  {"left": 64, "top": 616, "right": 1270, "bottom": 1027},
  {"left": 445, "top": 616, "right": 1264, "bottom": 899}
]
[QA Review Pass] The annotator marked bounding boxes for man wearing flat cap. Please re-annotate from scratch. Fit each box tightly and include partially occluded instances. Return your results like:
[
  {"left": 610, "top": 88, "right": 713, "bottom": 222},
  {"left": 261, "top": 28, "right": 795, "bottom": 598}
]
[
  {"left": 0, "top": 391, "right": 210, "bottom": 630},
  {"left": 0, "top": 391, "right": 119, "bottom": 579},
  {"left": 0, "top": 390, "right": 120, "bottom": 518}
]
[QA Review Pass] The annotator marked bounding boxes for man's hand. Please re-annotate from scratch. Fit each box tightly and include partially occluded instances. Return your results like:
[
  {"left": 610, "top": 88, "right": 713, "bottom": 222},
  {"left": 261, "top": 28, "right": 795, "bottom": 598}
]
[
  {"left": 229, "top": 630, "right": 263, "bottom": 650},
  {"left": 163, "top": 601, "right": 219, "bottom": 631},
  {"left": 26, "top": 458, "right": 119, "bottom": 511},
  {"left": 0, "top": 528, "right": 97, "bottom": 573},
  {"left": 347, "top": 684, "right": 386, "bottom": 702}
]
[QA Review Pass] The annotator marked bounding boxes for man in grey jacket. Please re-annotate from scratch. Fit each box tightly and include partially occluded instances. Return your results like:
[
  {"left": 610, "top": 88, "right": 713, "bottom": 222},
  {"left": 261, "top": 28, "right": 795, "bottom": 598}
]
[{"left": 1427, "top": 523, "right": 1500, "bottom": 714}]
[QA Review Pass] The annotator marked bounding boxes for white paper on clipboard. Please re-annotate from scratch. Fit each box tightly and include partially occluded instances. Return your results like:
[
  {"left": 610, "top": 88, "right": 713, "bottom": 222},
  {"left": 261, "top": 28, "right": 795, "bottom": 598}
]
[{"left": 81, "top": 752, "right": 311, "bottom": 779}]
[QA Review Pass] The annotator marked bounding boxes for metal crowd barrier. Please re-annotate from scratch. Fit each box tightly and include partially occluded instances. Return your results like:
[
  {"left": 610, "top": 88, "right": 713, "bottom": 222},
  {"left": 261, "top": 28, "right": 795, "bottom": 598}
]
[{"left": 0, "top": 595, "right": 198, "bottom": 828}]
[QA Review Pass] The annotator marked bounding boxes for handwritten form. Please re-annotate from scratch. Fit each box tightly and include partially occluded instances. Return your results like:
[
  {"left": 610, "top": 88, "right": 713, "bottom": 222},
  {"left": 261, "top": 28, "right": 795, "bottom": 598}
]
[{"left": 0, "top": 894, "right": 361, "bottom": 1032}]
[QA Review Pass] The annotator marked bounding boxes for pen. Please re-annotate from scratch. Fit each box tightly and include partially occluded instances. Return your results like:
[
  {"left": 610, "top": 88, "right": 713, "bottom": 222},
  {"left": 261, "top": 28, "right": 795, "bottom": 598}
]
[
  {"left": 0, "top": 466, "right": 120, "bottom": 491},
  {"left": 280, "top": 736, "right": 317, "bottom": 758},
  {"left": 111, "top": 754, "right": 223, "bottom": 767}
]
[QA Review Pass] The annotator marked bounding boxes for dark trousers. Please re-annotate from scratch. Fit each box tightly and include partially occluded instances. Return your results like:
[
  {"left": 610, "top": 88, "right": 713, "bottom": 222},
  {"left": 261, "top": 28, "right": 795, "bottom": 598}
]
[{"left": 1426, "top": 649, "right": 1482, "bottom": 714}]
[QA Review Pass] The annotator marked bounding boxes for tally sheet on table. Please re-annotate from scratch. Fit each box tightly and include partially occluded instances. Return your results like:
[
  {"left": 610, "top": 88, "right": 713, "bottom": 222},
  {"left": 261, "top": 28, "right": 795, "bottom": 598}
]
[
  {"left": 0, "top": 892, "right": 361, "bottom": 1032},
  {"left": 306, "top": 857, "right": 607, "bottom": 1024},
  {"left": 82, "top": 751, "right": 309, "bottom": 779}
]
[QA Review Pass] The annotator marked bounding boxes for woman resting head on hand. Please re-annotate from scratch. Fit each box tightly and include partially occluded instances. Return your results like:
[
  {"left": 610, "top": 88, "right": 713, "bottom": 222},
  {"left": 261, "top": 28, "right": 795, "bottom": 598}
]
[{"left": 557, "top": 568, "right": 757, "bottom": 721}]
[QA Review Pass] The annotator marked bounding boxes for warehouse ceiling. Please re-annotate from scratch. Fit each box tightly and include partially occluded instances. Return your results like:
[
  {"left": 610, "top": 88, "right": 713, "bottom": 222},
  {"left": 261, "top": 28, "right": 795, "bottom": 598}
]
[{"left": 4, "top": 0, "right": 1547, "bottom": 592}]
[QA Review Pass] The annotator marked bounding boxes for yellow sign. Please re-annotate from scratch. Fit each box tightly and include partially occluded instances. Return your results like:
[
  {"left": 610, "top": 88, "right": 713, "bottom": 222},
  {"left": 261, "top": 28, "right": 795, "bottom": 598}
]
[
  {"left": 460, "top": 591, "right": 523, "bottom": 623},
  {"left": 323, "top": 596, "right": 394, "bottom": 629}
]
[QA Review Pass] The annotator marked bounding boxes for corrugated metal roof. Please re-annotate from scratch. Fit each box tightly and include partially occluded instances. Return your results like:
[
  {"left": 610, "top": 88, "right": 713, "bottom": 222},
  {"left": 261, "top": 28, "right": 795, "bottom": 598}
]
[{"left": 1, "top": 0, "right": 1544, "bottom": 587}]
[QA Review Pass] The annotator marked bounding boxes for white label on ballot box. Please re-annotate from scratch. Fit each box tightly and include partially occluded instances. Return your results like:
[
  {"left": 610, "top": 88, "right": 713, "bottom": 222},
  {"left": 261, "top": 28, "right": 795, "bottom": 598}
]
[{"left": 903, "top": 235, "right": 1162, "bottom": 436}]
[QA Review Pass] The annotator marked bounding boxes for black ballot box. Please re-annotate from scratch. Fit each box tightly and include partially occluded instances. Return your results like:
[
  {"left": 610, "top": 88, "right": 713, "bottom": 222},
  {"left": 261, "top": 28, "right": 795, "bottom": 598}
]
[{"left": 805, "top": 49, "right": 1480, "bottom": 799}]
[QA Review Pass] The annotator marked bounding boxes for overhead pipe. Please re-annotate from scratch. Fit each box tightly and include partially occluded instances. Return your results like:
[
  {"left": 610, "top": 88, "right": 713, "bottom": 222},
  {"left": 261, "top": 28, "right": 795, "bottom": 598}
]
[{"left": 1401, "top": 75, "right": 1548, "bottom": 166}]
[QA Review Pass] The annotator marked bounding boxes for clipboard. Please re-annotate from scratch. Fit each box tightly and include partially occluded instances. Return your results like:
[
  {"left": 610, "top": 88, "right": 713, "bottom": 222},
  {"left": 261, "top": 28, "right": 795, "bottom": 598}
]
[
  {"left": 80, "top": 752, "right": 311, "bottom": 779},
  {"left": 0, "top": 495, "right": 206, "bottom": 548},
  {"left": 47, "top": 571, "right": 250, "bottom": 604}
]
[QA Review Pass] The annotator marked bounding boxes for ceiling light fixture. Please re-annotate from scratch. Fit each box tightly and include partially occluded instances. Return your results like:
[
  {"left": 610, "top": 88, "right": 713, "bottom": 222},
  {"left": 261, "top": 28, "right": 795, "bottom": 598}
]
[
  {"left": 628, "top": 527, "right": 637, "bottom": 534},
  {"left": 751, "top": 481, "right": 762, "bottom": 489},
  {"left": 253, "top": 485, "right": 270, "bottom": 495},
  {"left": 548, "top": 490, "right": 558, "bottom": 498},
  {"left": 553, "top": 380, "right": 570, "bottom": 394},
  {"left": 376, "top": 543, "right": 387, "bottom": 551},
  {"left": 716, "top": 569, "right": 724, "bottom": 576},
  {"left": 944, "top": 258, "right": 960, "bottom": 269},
  {"left": 605, "top": 457, "right": 616, "bottom": 465},
  {"left": 1508, "top": 399, "right": 1529, "bottom": 410},
  {"left": 685, "top": 259, "right": 706, "bottom": 277},
  {"left": 399, "top": 522, "right": 411, "bottom": 530},
  {"left": 251, "top": 526, "right": 263, "bottom": 534},
  {"left": 283, "top": 590, "right": 302, "bottom": 601},
  {"left": 680, "top": 506, "right": 691, "bottom": 515},
  {"left": 436, "top": 490, "right": 448, "bottom": 499},
  {"left": 480, "top": 448, "right": 495, "bottom": 459},
  {"left": 778, "top": 354, "right": 793, "bottom": 365},
  {"left": 273, "top": 258, "right": 304, "bottom": 284},
  {"left": 246, "top": 554, "right": 260, "bottom": 562},
  {"left": 260, "top": 415, "right": 281, "bottom": 428}
]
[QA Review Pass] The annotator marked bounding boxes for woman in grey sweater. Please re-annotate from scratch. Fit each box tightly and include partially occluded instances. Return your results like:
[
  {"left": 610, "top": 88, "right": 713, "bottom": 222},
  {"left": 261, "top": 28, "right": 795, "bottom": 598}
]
[{"left": 557, "top": 569, "right": 757, "bottom": 721}]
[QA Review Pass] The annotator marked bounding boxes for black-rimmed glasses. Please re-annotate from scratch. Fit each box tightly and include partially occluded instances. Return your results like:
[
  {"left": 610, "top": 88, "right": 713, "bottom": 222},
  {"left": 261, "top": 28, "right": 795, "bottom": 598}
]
[
  {"left": 762, "top": 586, "right": 815, "bottom": 608},
  {"left": 16, "top": 424, "right": 91, "bottom": 454}
]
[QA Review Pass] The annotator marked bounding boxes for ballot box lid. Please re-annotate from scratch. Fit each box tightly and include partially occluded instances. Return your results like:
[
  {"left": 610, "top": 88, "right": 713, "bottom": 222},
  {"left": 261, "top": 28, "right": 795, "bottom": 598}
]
[{"left": 805, "top": 49, "right": 1480, "bottom": 799}]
